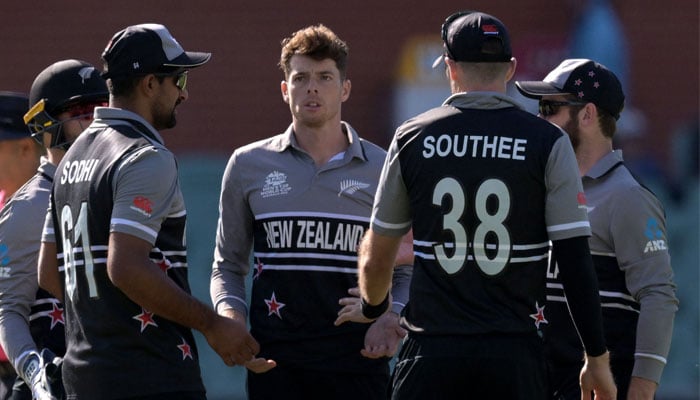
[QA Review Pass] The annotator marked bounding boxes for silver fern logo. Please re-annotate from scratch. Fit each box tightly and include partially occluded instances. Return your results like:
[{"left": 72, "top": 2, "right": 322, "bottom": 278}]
[{"left": 338, "top": 179, "right": 370, "bottom": 196}]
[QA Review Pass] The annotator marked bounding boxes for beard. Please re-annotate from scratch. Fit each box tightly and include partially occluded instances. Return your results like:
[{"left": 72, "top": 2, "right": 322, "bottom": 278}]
[
  {"left": 152, "top": 100, "right": 178, "bottom": 130},
  {"left": 562, "top": 114, "right": 581, "bottom": 151}
]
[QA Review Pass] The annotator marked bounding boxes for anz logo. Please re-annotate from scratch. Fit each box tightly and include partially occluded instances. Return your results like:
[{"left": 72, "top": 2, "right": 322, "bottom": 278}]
[
  {"left": 643, "top": 217, "right": 667, "bottom": 253},
  {"left": 0, "top": 243, "right": 10, "bottom": 278}
]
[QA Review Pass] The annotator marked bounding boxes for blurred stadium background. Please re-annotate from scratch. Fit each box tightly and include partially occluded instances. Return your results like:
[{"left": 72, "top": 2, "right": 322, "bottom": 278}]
[{"left": 1, "top": 1, "right": 697, "bottom": 398}]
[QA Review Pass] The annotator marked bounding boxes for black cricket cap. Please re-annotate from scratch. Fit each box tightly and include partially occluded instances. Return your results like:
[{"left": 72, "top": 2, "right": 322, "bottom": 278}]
[
  {"left": 432, "top": 11, "right": 512, "bottom": 68},
  {"left": 515, "top": 59, "right": 625, "bottom": 120},
  {"left": 101, "top": 23, "right": 211, "bottom": 79},
  {"left": 0, "top": 92, "right": 30, "bottom": 141}
]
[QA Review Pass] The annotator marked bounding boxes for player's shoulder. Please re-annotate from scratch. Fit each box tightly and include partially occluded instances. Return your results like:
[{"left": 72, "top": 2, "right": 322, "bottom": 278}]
[
  {"left": 610, "top": 169, "right": 664, "bottom": 210},
  {"left": 234, "top": 133, "right": 285, "bottom": 156},
  {"left": 357, "top": 137, "right": 387, "bottom": 160}
]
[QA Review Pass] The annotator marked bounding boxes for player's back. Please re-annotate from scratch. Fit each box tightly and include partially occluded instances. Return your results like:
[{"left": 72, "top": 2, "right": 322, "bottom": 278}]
[{"left": 396, "top": 96, "right": 583, "bottom": 336}]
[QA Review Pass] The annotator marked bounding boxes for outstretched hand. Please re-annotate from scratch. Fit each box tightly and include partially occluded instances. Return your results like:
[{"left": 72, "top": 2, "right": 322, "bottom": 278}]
[
  {"left": 335, "top": 287, "right": 375, "bottom": 325},
  {"left": 580, "top": 351, "right": 617, "bottom": 400},
  {"left": 206, "top": 311, "right": 260, "bottom": 366},
  {"left": 361, "top": 311, "right": 406, "bottom": 359}
]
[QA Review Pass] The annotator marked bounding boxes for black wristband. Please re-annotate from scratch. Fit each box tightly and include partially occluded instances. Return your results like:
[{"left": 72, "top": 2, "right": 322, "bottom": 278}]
[{"left": 360, "top": 292, "right": 390, "bottom": 319}]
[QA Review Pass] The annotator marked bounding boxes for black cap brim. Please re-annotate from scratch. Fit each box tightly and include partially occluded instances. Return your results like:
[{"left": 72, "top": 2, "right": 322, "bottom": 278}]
[
  {"left": 163, "top": 51, "right": 212, "bottom": 69},
  {"left": 514, "top": 81, "right": 567, "bottom": 100}
]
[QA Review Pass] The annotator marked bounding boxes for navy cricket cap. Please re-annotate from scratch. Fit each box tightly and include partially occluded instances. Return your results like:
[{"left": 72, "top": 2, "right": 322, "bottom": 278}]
[
  {"left": 515, "top": 59, "right": 625, "bottom": 120},
  {"left": 432, "top": 11, "right": 512, "bottom": 68},
  {"left": 101, "top": 23, "right": 211, "bottom": 79},
  {"left": 0, "top": 92, "right": 30, "bottom": 141}
]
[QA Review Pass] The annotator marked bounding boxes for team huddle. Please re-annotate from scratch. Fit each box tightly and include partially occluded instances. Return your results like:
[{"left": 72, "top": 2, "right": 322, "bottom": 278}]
[{"left": 0, "top": 9, "right": 677, "bottom": 400}]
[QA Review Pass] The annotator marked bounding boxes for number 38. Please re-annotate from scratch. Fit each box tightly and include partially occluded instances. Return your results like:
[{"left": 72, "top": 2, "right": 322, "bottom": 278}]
[{"left": 432, "top": 177, "right": 511, "bottom": 276}]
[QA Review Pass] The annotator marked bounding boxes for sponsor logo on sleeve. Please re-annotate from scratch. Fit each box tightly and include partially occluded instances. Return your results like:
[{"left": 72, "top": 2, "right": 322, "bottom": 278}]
[
  {"left": 643, "top": 217, "right": 667, "bottom": 253},
  {"left": 130, "top": 196, "right": 153, "bottom": 217}
]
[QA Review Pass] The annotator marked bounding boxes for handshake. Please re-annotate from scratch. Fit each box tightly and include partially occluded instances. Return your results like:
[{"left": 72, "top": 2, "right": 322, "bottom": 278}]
[{"left": 20, "top": 348, "right": 64, "bottom": 400}]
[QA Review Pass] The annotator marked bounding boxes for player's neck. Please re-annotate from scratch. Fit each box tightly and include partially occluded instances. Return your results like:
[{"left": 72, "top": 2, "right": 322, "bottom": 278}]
[
  {"left": 292, "top": 122, "right": 349, "bottom": 166},
  {"left": 576, "top": 139, "right": 613, "bottom": 176}
]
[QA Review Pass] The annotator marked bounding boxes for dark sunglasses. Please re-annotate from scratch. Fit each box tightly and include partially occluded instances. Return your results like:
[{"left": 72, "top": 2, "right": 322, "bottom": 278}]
[
  {"left": 440, "top": 11, "right": 471, "bottom": 60},
  {"left": 154, "top": 71, "right": 188, "bottom": 91},
  {"left": 538, "top": 100, "right": 586, "bottom": 117}
]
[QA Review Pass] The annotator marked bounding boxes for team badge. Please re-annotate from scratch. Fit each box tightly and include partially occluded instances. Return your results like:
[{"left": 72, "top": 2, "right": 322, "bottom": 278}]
[
  {"left": 261, "top": 171, "right": 292, "bottom": 198},
  {"left": 338, "top": 179, "right": 370, "bottom": 197}
]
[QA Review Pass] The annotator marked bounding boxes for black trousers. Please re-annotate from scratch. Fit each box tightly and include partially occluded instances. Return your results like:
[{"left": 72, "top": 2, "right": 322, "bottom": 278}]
[
  {"left": 390, "top": 333, "right": 548, "bottom": 400},
  {"left": 247, "top": 364, "right": 389, "bottom": 400}
]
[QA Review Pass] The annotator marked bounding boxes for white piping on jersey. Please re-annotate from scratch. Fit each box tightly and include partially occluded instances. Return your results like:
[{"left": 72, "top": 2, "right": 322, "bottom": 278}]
[
  {"left": 32, "top": 298, "right": 60, "bottom": 306},
  {"left": 254, "top": 251, "right": 357, "bottom": 262},
  {"left": 546, "top": 220, "right": 590, "bottom": 233},
  {"left": 255, "top": 264, "right": 357, "bottom": 274},
  {"left": 547, "top": 283, "right": 637, "bottom": 302},
  {"left": 413, "top": 240, "right": 549, "bottom": 250},
  {"left": 591, "top": 250, "right": 616, "bottom": 257},
  {"left": 635, "top": 352, "right": 667, "bottom": 364},
  {"left": 56, "top": 246, "right": 187, "bottom": 268},
  {"left": 256, "top": 210, "right": 370, "bottom": 223},
  {"left": 111, "top": 217, "right": 158, "bottom": 239},
  {"left": 601, "top": 303, "right": 640, "bottom": 313},
  {"left": 370, "top": 217, "right": 412, "bottom": 231},
  {"left": 28, "top": 310, "right": 63, "bottom": 322},
  {"left": 169, "top": 209, "right": 186, "bottom": 218},
  {"left": 599, "top": 290, "right": 636, "bottom": 302},
  {"left": 217, "top": 295, "right": 248, "bottom": 312},
  {"left": 159, "top": 249, "right": 187, "bottom": 257},
  {"left": 414, "top": 240, "right": 549, "bottom": 263},
  {"left": 546, "top": 294, "right": 640, "bottom": 314},
  {"left": 415, "top": 251, "right": 548, "bottom": 263}
]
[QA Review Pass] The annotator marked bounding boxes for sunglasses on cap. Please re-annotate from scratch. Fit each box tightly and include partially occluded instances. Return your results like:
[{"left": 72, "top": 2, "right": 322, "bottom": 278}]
[
  {"left": 154, "top": 71, "right": 188, "bottom": 91},
  {"left": 440, "top": 11, "right": 471, "bottom": 60},
  {"left": 538, "top": 100, "right": 586, "bottom": 117}
]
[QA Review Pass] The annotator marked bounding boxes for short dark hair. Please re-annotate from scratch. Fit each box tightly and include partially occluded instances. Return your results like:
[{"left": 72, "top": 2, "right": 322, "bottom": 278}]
[{"left": 279, "top": 24, "right": 349, "bottom": 80}]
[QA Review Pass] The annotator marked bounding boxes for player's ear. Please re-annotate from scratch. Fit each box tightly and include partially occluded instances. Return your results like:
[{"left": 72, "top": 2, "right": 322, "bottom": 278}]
[
  {"left": 281, "top": 80, "right": 289, "bottom": 104},
  {"left": 341, "top": 79, "right": 351, "bottom": 103},
  {"left": 579, "top": 103, "right": 597, "bottom": 127},
  {"left": 505, "top": 58, "right": 517, "bottom": 82}
]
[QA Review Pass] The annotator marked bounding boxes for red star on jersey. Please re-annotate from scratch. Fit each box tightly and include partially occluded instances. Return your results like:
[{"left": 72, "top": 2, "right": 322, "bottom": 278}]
[
  {"left": 178, "top": 338, "right": 193, "bottom": 360},
  {"left": 133, "top": 308, "right": 158, "bottom": 332},
  {"left": 48, "top": 302, "right": 64, "bottom": 329},
  {"left": 155, "top": 258, "right": 171, "bottom": 272},
  {"left": 265, "top": 292, "right": 285, "bottom": 319},
  {"left": 253, "top": 258, "right": 264, "bottom": 280},
  {"left": 530, "top": 302, "right": 548, "bottom": 329}
]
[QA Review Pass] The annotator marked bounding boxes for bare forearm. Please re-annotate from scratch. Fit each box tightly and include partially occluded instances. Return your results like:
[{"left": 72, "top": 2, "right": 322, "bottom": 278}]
[
  {"left": 38, "top": 242, "right": 63, "bottom": 302},
  {"left": 108, "top": 233, "right": 217, "bottom": 333},
  {"left": 359, "top": 229, "right": 401, "bottom": 304},
  {"left": 110, "top": 258, "right": 217, "bottom": 333}
]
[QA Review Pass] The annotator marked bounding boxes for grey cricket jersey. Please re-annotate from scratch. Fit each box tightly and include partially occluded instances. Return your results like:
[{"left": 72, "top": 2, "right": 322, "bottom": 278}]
[
  {"left": 211, "top": 122, "right": 410, "bottom": 373},
  {"left": 546, "top": 149, "right": 678, "bottom": 383}
]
